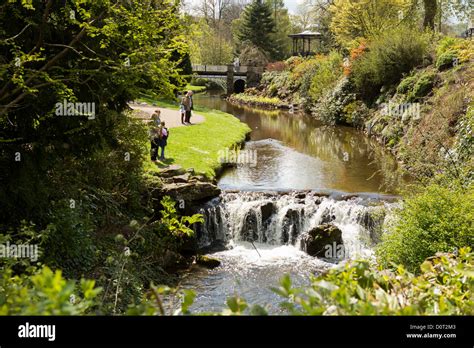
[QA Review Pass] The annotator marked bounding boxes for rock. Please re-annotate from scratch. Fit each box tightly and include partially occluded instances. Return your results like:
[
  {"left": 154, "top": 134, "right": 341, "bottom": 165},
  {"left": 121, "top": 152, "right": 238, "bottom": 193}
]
[
  {"left": 158, "top": 165, "right": 186, "bottom": 178},
  {"left": 195, "top": 255, "right": 221, "bottom": 269},
  {"left": 294, "top": 192, "right": 306, "bottom": 200},
  {"left": 164, "top": 173, "right": 191, "bottom": 183},
  {"left": 260, "top": 202, "right": 275, "bottom": 222},
  {"left": 198, "top": 240, "right": 228, "bottom": 254},
  {"left": 300, "top": 224, "right": 343, "bottom": 258},
  {"left": 320, "top": 207, "right": 335, "bottom": 224},
  {"left": 162, "top": 250, "right": 189, "bottom": 271},
  {"left": 241, "top": 210, "right": 259, "bottom": 242},
  {"left": 160, "top": 181, "right": 221, "bottom": 202},
  {"left": 281, "top": 208, "right": 302, "bottom": 244},
  {"left": 191, "top": 174, "right": 212, "bottom": 183}
]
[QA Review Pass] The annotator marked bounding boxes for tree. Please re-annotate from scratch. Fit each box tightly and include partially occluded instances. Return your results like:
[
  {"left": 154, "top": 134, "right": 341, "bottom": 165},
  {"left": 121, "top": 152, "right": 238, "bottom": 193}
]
[
  {"left": 236, "top": 0, "right": 277, "bottom": 60},
  {"left": 186, "top": 19, "right": 234, "bottom": 64},
  {"left": 0, "top": 0, "right": 188, "bottom": 224},
  {"left": 265, "top": 0, "right": 292, "bottom": 60},
  {"left": 329, "top": 0, "right": 415, "bottom": 49},
  {"left": 423, "top": 0, "right": 438, "bottom": 29}
]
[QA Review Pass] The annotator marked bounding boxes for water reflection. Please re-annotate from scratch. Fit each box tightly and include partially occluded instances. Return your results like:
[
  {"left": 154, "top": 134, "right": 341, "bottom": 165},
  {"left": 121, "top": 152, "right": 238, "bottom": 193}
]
[{"left": 194, "top": 92, "right": 407, "bottom": 194}]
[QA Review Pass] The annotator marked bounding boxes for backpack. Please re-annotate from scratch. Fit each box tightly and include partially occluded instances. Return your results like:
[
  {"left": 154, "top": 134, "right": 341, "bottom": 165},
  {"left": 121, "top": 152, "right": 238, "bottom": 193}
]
[{"left": 161, "top": 127, "right": 168, "bottom": 140}]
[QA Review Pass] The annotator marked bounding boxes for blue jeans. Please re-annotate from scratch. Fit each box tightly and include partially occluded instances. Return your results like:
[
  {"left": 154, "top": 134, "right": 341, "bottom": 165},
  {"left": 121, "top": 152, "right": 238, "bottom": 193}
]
[{"left": 159, "top": 146, "right": 165, "bottom": 160}]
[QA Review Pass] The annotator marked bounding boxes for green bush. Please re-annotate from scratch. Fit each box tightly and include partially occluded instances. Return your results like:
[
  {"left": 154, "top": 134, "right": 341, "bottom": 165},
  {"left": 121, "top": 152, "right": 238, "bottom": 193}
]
[
  {"left": 273, "top": 248, "right": 473, "bottom": 315},
  {"left": 313, "top": 77, "right": 357, "bottom": 125},
  {"left": 351, "top": 27, "right": 430, "bottom": 103},
  {"left": 409, "top": 70, "right": 436, "bottom": 101},
  {"left": 435, "top": 36, "right": 474, "bottom": 71},
  {"left": 0, "top": 265, "right": 101, "bottom": 315},
  {"left": 40, "top": 200, "right": 97, "bottom": 278},
  {"left": 308, "top": 51, "right": 343, "bottom": 103},
  {"left": 436, "top": 50, "right": 458, "bottom": 70},
  {"left": 396, "top": 75, "right": 417, "bottom": 95},
  {"left": 377, "top": 184, "right": 474, "bottom": 273}
]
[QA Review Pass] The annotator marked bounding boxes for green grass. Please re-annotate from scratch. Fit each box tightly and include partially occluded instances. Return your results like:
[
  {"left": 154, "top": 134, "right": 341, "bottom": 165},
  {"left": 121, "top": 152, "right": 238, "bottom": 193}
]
[
  {"left": 141, "top": 98, "right": 250, "bottom": 178},
  {"left": 185, "top": 84, "right": 207, "bottom": 93},
  {"left": 229, "top": 93, "right": 282, "bottom": 107}
]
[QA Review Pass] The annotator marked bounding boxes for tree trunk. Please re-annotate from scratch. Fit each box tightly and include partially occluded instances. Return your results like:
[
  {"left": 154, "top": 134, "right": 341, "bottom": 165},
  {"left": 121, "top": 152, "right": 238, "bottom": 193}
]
[{"left": 423, "top": 0, "right": 437, "bottom": 30}]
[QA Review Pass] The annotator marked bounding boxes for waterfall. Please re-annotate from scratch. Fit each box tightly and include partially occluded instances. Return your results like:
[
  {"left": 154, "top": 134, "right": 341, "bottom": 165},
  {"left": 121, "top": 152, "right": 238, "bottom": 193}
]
[{"left": 195, "top": 191, "right": 395, "bottom": 261}]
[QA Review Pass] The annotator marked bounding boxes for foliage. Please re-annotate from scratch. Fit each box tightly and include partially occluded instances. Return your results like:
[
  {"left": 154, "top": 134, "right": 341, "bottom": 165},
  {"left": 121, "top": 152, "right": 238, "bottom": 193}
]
[
  {"left": 329, "top": 0, "right": 416, "bottom": 49},
  {"left": 238, "top": 42, "right": 270, "bottom": 67},
  {"left": 312, "top": 77, "right": 357, "bottom": 125},
  {"left": 435, "top": 37, "right": 474, "bottom": 70},
  {"left": 308, "top": 51, "right": 344, "bottom": 103},
  {"left": 377, "top": 184, "right": 474, "bottom": 273},
  {"left": 273, "top": 248, "right": 473, "bottom": 315},
  {"left": 229, "top": 93, "right": 282, "bottom": 107},
  {"left": 397, "top": 69, "right": 437, "bottom": 102},
  {"left": 236, "top": 0, "right": 277, "bottom": 59},
  {"left": 186, "top": 19, "right": 234, "bottom": 65},
  {"left": 0, "top": 265, "right": 101, "bottom": 315},
  {"left": 0, "top": 0, "right": 186, "bottom": 226},
  {"left": 40, "top": 200, "right": 97, "bottom": 279},
  {"left": 350, "top": 27, "right": 430, "bottom": 103},
  {"left": 266, "top": 61, "right": 287, "bottom": 72},
  {"left": 158, "top": 196, "right": 204, "bottom": 242}
]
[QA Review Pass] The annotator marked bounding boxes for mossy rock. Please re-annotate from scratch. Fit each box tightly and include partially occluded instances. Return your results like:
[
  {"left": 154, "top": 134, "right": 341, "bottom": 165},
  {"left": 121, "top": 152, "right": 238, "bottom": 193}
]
[{"left": 195, "top": 255, "right": 221, "bottom": 269}]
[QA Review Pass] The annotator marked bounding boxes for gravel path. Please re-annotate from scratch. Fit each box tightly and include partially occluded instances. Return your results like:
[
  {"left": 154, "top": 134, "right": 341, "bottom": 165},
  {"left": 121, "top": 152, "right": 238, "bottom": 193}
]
[{"left": 129, "top": 103, "right": 205, "bottom": 128}]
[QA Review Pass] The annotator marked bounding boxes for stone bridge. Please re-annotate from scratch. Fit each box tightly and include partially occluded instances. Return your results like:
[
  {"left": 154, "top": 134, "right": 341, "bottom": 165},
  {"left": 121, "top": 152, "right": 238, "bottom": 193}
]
[{"left": 192, "top": 64, "right": 264, "bottom": 95}]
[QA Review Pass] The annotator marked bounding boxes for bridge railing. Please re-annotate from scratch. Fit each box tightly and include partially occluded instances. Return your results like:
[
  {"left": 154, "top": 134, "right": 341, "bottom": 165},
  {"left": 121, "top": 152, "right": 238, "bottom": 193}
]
[{"left": 192, "top": 64, "right": 249, "bottom": 74}]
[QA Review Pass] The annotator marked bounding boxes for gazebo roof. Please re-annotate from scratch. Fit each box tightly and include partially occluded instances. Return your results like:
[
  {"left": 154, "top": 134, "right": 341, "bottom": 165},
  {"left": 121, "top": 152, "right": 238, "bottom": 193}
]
[{"left": 288, "top": 30, "right": 322, "bottom": 38}]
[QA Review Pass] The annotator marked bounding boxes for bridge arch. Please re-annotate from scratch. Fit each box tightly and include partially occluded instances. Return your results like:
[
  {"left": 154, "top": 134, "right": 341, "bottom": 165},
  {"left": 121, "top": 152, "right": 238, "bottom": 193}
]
[{"left": 233, "top": 79, "right": 246, "bottom": 94}]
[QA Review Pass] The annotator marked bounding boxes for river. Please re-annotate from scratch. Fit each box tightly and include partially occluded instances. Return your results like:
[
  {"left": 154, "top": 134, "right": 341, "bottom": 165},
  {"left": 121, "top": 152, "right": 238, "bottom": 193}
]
[{"left": 172, "top": 91, "right": 406, "bottom": 314}]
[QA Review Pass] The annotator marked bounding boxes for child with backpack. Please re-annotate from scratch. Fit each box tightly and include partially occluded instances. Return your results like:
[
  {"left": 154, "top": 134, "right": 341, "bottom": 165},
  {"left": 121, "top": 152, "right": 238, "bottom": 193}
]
[{"left": 157, "top": 121, "right": 169, "bottom": 161}]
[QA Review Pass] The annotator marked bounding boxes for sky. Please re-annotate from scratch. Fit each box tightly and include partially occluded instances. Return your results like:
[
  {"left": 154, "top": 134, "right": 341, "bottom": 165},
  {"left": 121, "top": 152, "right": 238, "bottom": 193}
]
[{"left": 186, "top": 0, "right": 304, "bottom": 15}]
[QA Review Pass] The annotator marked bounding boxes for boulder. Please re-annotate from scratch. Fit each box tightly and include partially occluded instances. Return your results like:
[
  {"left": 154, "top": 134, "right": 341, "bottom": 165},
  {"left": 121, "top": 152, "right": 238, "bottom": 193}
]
[
  {"left": 281, "top": 208, "right": 302, "bottom": 244},
  {"left": 195, "top": 255, "right": 221, "bottom": 269},
  {"left": 164, "top": 172, "right": 192, "bottom": 184},
  {"left": 300, "top": 224, "right": 343, "bottom": 258},
  {"left": 162, "top": 250, "right": 189, "bottom": 271},
  {"left": 241, "top": 210, "right": 258, "bottom": 242},
  {"left": 260, "top": 202, "right": 275, "bottom": 222},
  {"left": 160, "top": 181, "right": 221, "bottom": 202},
  {"left": 158, "top": 165, "right": 186, "bottom": 178}
]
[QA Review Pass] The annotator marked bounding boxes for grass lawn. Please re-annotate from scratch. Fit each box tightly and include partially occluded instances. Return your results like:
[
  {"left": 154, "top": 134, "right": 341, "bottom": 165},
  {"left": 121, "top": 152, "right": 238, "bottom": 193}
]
[
  {"left": 185, "top": 84, "right": 207, "bottom": 93},
  {"left": 141, "top": 98, "right": 250, "bottom": 178}
]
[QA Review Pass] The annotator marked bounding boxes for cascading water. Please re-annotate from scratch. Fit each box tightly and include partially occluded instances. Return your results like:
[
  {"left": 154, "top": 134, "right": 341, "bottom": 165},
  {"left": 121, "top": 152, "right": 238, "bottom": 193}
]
[
  {"left": 177, "top": 190, "right": 394, "bottom": 313},
  {"left": 196, "top": 191, "right": 392, "bottom": 260},
  {"left": 173, "top": 93, "right": 404, "bottom": 314}
]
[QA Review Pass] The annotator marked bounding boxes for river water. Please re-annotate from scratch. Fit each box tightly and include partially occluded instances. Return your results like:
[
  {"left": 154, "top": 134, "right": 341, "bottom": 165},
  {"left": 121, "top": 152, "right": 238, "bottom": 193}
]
[{"left": 173, "top": 92, "right": 405, "bottom": 314}]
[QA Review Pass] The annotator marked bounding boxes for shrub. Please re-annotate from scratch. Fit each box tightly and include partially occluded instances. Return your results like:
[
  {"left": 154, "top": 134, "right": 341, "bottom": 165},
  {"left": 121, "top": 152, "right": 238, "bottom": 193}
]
[
  {"left": 40, "top": 200, "right": 97, "bottom": 279},
  {"left": 266, "top": 61, "right": 287, "bottom": 72},
  {"left": 435, "top": 37, "right": 474, "bottom": 70},
  {"left": 397, "top": 69, "right": 437, "bottom": 102},
  {"left": 273, "top": 248, "right": 473, "bottom": 315},
  {"left": 409, "top": 70, "right": 437, "bottom": 101},
  {"left": 308, "top": 51, "right": 344, "bottom": 103},
  {"left": 312, "top": 77, "right": 356, "bottom": 125},
  {"left": 396, "top": 75, "right": 417, "bottom": 94},
  {"left": 377, "top": 184, "right": 474, "bottom": 273},
  {"left": 436, "top": 50, "right": 458, "bottom": 70},
  {"left": 351, "top": 27, "right": 430, "bottom": 103},
  {"left": 0, "top": 265, "right": 101, "bottom": 315}
]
